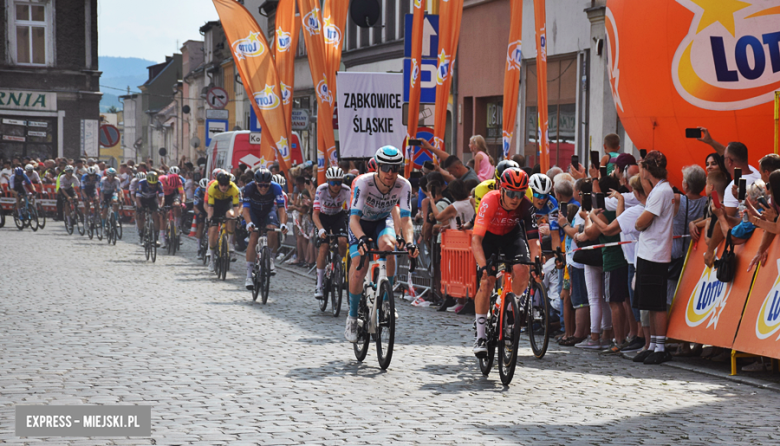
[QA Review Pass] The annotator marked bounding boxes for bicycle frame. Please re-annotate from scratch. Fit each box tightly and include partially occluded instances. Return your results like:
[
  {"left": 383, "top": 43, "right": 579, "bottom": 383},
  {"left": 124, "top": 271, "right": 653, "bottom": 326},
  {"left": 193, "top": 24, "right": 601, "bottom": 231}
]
[{"left": 358, "top": 249, "right": 417, "bottom": 334}]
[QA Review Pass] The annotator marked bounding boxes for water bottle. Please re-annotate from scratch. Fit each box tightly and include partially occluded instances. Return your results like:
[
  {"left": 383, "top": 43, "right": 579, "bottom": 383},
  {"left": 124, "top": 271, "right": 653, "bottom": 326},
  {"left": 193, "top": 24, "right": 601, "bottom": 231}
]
[{"left": 740, "top": 201, "right": 749, "bottom": 223}]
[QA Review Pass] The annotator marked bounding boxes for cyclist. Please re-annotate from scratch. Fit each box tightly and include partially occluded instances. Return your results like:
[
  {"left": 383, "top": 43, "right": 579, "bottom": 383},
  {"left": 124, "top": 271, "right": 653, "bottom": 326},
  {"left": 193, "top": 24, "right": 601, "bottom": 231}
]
[
  {"left": 272, "top": 173, "right": 288, "bottom": 197},
  {"left": 24, "top": 164, "right": 41, "bottom": 188},
  {"left": 313, "top": 167, "right": 351, "bottom": 299},
  {"left": 159, "top": 166, "right": 185, "bottom": 247},
  {"left": 9, "top": 167, "right": 35, "bottom": 218},
  {"left": 471, "top": 168, "right": 540, "bottom": 357},
  {"left": 193, "top": 178, "right": 209, "bottom": 258},
  {"left": 473, "top": 159, "right": 519, "bottom": 212},
  {"left": 129, "top": 172, "right": 146, "bottom": 236},
  {"left": 57, "top": 165, "right": 81, "bottom": 216},
  {"left": 206, "top": 171, "right": 241, "bottom": 272},
  {"left": 345, "top": 146, "right": 419, "bottom": 343},
  {"left": 528, "top": 172, "right": 561, "bottom": 251},
  {"left": 241, "top": 168, "right": 288, "bottom": 288},
  {"left": 99, "top": 168, "right": 122, "bottom": 230},
  {"left": 81, "top": 166, "right": 101, "bottom": 219},
  {"left": 135, "top": 171, "right": 164, "bottom": 247}
]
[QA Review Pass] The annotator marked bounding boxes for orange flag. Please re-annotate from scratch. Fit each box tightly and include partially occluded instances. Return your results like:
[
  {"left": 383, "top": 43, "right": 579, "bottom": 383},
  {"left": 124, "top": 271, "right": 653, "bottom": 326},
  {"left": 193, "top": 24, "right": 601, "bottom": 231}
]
[
  {"left": 212, "top": 0, "right": 289, "bottom": 173},
  {"left": 274, "top": 0, "right": 300, "bottom": 164},
  {"left": 432, "top": 0, "right": 463, "bottom": 153},
  {"left": 297, "top": 0, "right": 338, "bottom": 183},
  {"left": 533, "top": 0, "right": 550, "bottom": 172},
  {"left": 323, "top": 0, "right": 349, "bottom": 84},
  {"left": 502, "top": 0, "right": 523, "bottom": 160},
  {"left": 404, "top": 0, "right": 426, "bottom": 177}
]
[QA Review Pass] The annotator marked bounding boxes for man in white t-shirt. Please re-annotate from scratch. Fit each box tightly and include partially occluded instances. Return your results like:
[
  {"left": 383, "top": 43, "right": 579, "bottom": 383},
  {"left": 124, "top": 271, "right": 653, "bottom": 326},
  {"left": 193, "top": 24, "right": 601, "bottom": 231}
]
[{"left": 632, "top": 151, "right": 674, "bottom": 365}]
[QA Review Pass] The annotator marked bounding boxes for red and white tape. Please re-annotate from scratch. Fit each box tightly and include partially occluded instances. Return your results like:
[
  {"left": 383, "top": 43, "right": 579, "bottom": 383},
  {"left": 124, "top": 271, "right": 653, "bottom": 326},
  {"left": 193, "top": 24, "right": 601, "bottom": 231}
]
[{"left": 572, "top": 234, "right": 690, "bottom": 252}]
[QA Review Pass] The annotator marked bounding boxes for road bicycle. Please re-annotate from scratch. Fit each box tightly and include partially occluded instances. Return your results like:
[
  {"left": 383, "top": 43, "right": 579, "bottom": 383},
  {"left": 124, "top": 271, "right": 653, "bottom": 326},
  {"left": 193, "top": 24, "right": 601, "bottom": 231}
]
[
  {"left": 250, "top": 226, "right": 282, "bottom": 304},
  {"left": 103, "top": 201, "right": 119, "bottom": 246},
  {"left": 86, "top": 198, "right": 102, "bottom": 241},
  {"left": 477, "top": 253, "right": 547, "bottom": 386},
  {"left": 353, "top": 244, "right": 416, "bottom": 370},
  {"left": 142, "top": 207, "right": 158, "bottom": 262},
  {"left": 63, "top": 195, "right": 85, "bottom": 236},
  {"left": 212, "top": 216, "right": 236, "bottom": 281},
  {"left": 318, "top": 232, "right": 346, "bottom": 316},
  {"left": 33, "top": 185, "right": 45, "bottom": 229},
  {"left": 161, "top": 205, "right": 181, "bottom": 255},
  {"left": 13, "top": 193, "right": 39, "bottom": 231}
]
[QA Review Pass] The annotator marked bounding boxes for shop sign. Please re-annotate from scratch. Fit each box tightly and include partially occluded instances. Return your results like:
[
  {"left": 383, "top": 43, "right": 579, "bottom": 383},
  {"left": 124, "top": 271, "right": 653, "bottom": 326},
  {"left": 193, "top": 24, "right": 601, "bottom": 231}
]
[
  {"left": 27, "top": 121, "right": 48, "bottom": 127},
  {"left": 28, "top": 131, "right": 47, "bottom": 137},
  {"left": 3, "top": 135, "right": 25, "bottom": 142},
  {"left": 3, "top": 119, "right": 26, "bottom": 126},
  {"left": 0, "top": 90, "right": 57, "bottom": 111}
]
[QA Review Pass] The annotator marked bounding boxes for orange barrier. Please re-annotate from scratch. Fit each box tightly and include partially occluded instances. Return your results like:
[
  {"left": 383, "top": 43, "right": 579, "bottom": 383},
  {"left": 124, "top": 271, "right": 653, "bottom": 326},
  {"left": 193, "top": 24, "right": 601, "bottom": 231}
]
[{"left": 440, "top": 229, "right": 477, "bottom": 299}]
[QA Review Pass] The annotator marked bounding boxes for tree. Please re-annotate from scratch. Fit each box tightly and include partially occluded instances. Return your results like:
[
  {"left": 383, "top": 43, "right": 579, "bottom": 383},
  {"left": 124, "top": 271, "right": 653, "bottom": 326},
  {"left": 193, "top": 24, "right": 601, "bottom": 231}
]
[{"left": 107, "top": 105, "right": 119, "bottom": 113}]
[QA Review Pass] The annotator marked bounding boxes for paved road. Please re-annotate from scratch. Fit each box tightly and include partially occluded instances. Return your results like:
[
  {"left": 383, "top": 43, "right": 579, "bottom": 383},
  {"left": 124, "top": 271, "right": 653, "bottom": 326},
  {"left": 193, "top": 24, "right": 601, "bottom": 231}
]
[{"left": 1, "top": 223, "right": 778, "bottom": 445}]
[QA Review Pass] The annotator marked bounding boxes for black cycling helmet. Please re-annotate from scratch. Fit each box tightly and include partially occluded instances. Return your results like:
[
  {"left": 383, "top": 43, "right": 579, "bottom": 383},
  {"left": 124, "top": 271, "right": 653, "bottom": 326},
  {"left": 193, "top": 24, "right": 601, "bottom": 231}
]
[
  {"left": 254, "top": 168, "right": 273, "bottom": 184},
  {"left": 343, "top": 173, "right": 357, "bottom": 188},
  {"left": 494, "top": 159, "right": 520, "bottom": 182},
  {"left": 216, "top": 172, "right": 231, "bottom": 186}
]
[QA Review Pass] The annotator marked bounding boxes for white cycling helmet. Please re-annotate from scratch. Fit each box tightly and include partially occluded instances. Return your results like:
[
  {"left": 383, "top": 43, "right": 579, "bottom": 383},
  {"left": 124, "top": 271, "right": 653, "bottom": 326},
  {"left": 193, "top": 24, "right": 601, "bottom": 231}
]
[
  {"left": 529, "top": 173, "right": 553, "bottom": 195},
  {"left": 230, "top": 174, "right": 236, "bottom": 182},
  {"left": 25, "top": 164, "right": 34, "bottom": 172},
  {"left": 136, "top": 172, "right": 146, "bottom": 180},
  {"left": 212, "top": 168, "right": 222, "bottom": 179},
  {"left": 199, "top": 178, "right": 208, "bottom": 188},
  {"left": 272, "top": 174, "right": 286, "bottom": 186},
  {"left": 374, "top": 145, "right": 404, "bottom": 165},
  {"left": 87, "top": 166, "right": 99, "bottom": 176},
  {"left": 169, "top": 166, "right": 180, "bottom": 175},
  {"left": 325, "top": 167, "right": 344, "bottom": 180}
]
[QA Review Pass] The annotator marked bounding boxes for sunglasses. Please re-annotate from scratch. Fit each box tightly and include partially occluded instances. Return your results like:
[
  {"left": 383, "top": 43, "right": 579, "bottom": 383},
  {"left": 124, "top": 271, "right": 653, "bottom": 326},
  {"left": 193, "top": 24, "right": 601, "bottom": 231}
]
[
  {"left": 532, "top": 192, "right": 549, "bottom": 200},
  {"left": 328, "top": 180, "right": 342, "bottom": 186},
  {"left": 503, "top": 189, "right": 525, "bottom": 200},
  {"left": 256, "top": 183, "right": 271, "bottom": 188},
  {"left": 379, "top": 164, "right": 401, "bottom": 173}
]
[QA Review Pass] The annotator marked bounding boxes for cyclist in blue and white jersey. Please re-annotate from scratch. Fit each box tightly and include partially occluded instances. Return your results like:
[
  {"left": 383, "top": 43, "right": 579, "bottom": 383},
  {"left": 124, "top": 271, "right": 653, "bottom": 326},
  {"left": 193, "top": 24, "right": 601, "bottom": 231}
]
[
  {"left": 345, "top": 146, "right": 418, "bottom": 343},
  {"left": 9, "top": 167, "right": 34, "bottom": 218},
  {"left": 99, "top": 168, "right": 122, "bottom": 230},
  {"left": 313, "top": 167, "right": 352, "bottom": 300},
  {"left": 529, "top": 173, "right": 561, "bottom": 250},
  {"left": 135, "top": 172, "right": 164, "bottom": 246},
  {"left": 81, "top": 166, "right": 101, "bottom": 219}
]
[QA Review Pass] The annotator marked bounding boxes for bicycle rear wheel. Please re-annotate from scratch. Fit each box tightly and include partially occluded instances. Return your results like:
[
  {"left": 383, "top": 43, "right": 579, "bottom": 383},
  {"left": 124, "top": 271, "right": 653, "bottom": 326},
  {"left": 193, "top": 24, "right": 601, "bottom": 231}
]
[
  {"left": 87, "top": 214, "right": 94, "bottom": 239},
  {"left": 498, "top": 293, "right": 520, "bottom": 386},
  {"left": 353, "top": 295, "right": 370, "bottom": 362},
  {"left": 479, "top": 297, "right": 498, "bottom": 376},
  {"left": 376, "top": 280, "right": 395, "bottom": 370},
  {"left": 95, "top": 214, "right": 103, "bottom": 241},
  {"left": 116, "top": 212, "right": 122, "bottom": 239},
  {"left": 260, "top": 246, "right": 271, "bottom": 303},
  {"left": 527, "top": 281, "right": 550, "bottom": 359},
  {"left": 166, "top": 222, "right": 173, "bottom": 255},
  {"left": 64, "top": 210, "right": 73, "bottom": 234},
  {"left": 76, "top": 209, "right": 85, "bottom": 236},
  {"left": 219, "top": 233, "right": 229, "bottom": 280},
  {"left": 144, "top": 229, "right": 151, "bottom": 261},
  {"left": 331, "top": 261, "right": 343, "bottom": 317},
  {"left": 29, "top": 207, "right": 39, "bottom": 232},
  {"left": 251, "top": 261, "right": 261, "bottom": 302},
  {"left": 36, "top": 203, "right": 45, "bottom": 229}
]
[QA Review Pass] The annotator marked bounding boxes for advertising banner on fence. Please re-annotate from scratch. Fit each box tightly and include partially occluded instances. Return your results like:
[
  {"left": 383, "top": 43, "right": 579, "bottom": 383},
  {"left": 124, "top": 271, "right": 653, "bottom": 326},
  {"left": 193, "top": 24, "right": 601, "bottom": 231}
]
[
  {"left": 432, "top": 0, "right": 463, "bottom": 151},
  {"left": 667, "top": 235, "right": 761, "bottom": 349},
  {"left": 336, "top": 72, "right": 406, "bottom": 159},
  {"left": 501, "top": 0, "right": 523, "bottom": 160},
  {"left": 733, "top": 236, "right": 780, "bottom": 359}
]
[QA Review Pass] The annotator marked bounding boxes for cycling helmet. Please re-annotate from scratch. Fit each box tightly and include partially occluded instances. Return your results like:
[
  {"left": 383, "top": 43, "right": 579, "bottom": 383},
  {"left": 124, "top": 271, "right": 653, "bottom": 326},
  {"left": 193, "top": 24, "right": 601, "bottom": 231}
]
[
  {"left": 343, "top": 173, "right": 356, "bottom": 188},
  {"left": 87, "top": 166, "right": 99, "bottom": 176},
  {"left": 14, "top": 167, "right": 24, "bottom": 176},
  {"left": 64, "top": 165, "right": 74, "bottom": 173},
  {"left": 25, "top": 164, "right": 34, "bottom": 172},
  {"left": 500, "top": 168, "right": 529, "bottom": 192},
  {"left": 254, "top": 168, "right": 272, "bottom": 184},
  {"left": 212, "top": 168, "right": 222, "bottom": 179},
  {"left": 230, "top": 174, "right": 236, "bottom": 182},
  {"left": 494, "top": 160, "right": 519, "bottom": 181},
  {"left": 146, "top": 172, "right": 159, "bottom": 184},
  {"left": 325, "top": 167, "right": 344, "bottom": 180},
  {"left": 374, "top": 145, "right": 403, "bottom": 165},
  {"left": 169, "top": 166, "right": 180, "bottom": 175},
  {"left": 106, "top": 168, "right": 117, "bottom": 176},
  {"left": 529, "top": 173, "right": 553, "bottom": 195},
  {"left": 366, "top": 158, "right": 378, "bottom": 173},
  {"left": 216, "top": 172, "right": 231, "bottom": 186},
  {"left": 199, "top": 178, "right": 209, "bottom": 188},
  {"left": 136, "top": 172, "right": 146, "bottom": 180},
  {"left": 272, "top": 174, "right": 286, "bottom": 186}
]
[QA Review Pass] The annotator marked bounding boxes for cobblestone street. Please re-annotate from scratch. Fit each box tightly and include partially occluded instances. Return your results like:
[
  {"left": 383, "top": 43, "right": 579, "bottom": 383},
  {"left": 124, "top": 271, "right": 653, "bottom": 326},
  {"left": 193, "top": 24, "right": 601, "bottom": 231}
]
[{"left": 1, "top": 225, "right": 778, "bottom": 445}]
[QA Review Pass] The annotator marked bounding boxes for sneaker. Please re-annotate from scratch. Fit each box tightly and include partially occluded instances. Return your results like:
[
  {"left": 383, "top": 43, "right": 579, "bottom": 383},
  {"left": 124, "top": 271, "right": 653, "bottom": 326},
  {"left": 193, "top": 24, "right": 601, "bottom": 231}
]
[
  {"left": 344, "top": 316, "right": 358, "bottom": 343},
  {"left": 270, "top": 258, "right": 277, "bottom": 275},
  {"left": 575, "top": 337, "right": 603, "bottom": 349},
  {"left": 314, "top": 287, "right": 324, "bottom": 300},
  {"left": 473, "top": 337, "right": 488, "bottom": 358},
  {"left": 208, "top": 259, "right": 216, "bottom": 273},
  {"left": 276, "top": 252, "right": 285, "bottom": 261},
  {"left": 632, "top": 349, "right": 653, "bottom": 362},
  {"left": 245, "top": 276, "right": 254, "bottom": 290},
  {"left": 456, "top": 300, "right": 475, "bottom": 315},
  {"left": 448, "top": 304, "right": 463, "bottom": 313},
  {"left": 155, "top": 240, "right": 161, "bottom": 247},
  {"left": 643, "top": 350, "right": 673, "bottom": 365},
  {"left": 437, "top": 295, "right": 456, "bottom": 312},
  {"left": 230, "top": 251, "right": 237, "bottom": 263},
  {"left": 599, "top": 343, "right": 623, "bottom": 355},
  {"left": 742, "top": 359, "right": 768, "bottom": 372},
  {"left": 621, "top": 336, "right": 645, "bottom": 353}
]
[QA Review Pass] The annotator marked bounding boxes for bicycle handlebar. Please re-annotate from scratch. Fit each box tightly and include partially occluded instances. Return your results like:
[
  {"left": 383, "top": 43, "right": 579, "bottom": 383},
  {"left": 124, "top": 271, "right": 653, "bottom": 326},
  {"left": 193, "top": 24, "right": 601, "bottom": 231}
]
[
  {"left": 488, "top": 253, "right": 543, "bottom": 274},
  {"left": 357, "top": 249, "right": 417, "bottom": 273}
]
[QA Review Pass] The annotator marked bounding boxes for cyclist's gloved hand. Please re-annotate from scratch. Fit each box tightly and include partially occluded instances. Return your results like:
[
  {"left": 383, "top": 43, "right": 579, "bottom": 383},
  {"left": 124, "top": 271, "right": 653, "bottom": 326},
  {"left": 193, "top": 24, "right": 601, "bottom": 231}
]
[
  {"left": 318, "top": 228, "right": 327, "bottom": 239},
  {"left": 280, "top": 223, "right": 288, "bottom": 234},
  {"left": 246, "top": 221, "right": 256, "bottom": 231},
  {"left": 358, "top": 235, "right": 370, "bottom": 255},
  {"left": 396, "top": 234, "right": 406, "bottom": 249},
  {"left": 405, "top": 242, "right": 418, "bottom": 258}
]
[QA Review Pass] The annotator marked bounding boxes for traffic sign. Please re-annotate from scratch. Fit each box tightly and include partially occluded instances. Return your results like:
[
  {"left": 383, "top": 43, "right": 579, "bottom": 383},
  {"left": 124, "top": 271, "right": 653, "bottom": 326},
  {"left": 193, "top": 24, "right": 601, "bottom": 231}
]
[
  {"left": 403, "top": 58, "right": 438, "bottom": 103},
  {"left": 207, "top": 87, "right": 229, "bottom": 110},
  {"left": 291, "top": 109, "right": 309, "bottom": 131},
  {"left": 205, "top": 119, "right": 228, "bottom": 147},
  {"left": 206, "top": 109, "right": 229, "bottom": 120},
  {"left": 249, "top": 133, "right": 262, "bottom": 145},
  {"left": 99, "top": 124, "right": 120, "bottom": 147},
  {"left": 249, "top": 107, "right": 262, "bottom": 132},
  {"left": 404, "top": 14, "right": 438, "bottom": 58}
]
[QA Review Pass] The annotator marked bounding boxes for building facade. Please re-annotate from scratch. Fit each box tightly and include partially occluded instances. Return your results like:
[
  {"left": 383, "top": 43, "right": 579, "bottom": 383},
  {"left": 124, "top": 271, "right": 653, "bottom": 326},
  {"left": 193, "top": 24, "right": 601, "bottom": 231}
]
[{"left": 0, "top": 0, "right": 101, "bottom": 161}]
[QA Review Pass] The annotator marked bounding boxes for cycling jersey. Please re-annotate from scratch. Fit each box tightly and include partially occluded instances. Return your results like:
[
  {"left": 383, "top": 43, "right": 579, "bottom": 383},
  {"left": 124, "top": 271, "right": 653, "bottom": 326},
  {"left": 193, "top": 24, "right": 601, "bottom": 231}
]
[
  {"left": 26, "top": 171, "right": 41, "bottom": 184},
  {"left": 9, "top": 173, "right": 32, "bottom": 193},
  {"left": 207, "top": 181, "right": 240, "bottom": 206},
  {"left": 313, "top": 183, "right": 351, "bottom": 215},
  {"left": 59, "top": 174, "right": 80, "bottom": 190},
  {"left": 473, "top": 189, "right": 538, "bottom": 239},
  {"left": 532, "top": 195, "right": 560, "bottom": 231},
  {"left": 193, "top": 186, "right": 206, "bottom": 207},
  {"left": 81, "top": 174, "right": 100, "bottom": 192},
  {"left": 242, "top": 181, "right": 284, "bottom": 211},
  {"left": 350, "top": 173, "right": 412, "bottom": 221},
  {"left": 135, "top": 179, "right": 164, "bottom": 200},
  {"left": 160, "top": 174, "right": 184, "bottom": 196},
  {"left": 99, "top": 176, "right": 122, "bottom": 197}
]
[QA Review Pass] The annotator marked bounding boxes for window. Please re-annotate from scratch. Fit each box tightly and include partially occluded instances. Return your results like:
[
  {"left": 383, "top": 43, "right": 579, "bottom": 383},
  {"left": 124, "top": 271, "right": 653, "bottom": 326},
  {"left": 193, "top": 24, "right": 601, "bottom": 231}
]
[{"left": 10, "top": 0, "right": 53, "bottom": 66}]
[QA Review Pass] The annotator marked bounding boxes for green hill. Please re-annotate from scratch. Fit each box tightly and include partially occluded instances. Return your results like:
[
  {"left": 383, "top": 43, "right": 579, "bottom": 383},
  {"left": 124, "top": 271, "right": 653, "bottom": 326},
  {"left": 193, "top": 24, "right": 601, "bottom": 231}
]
[{"left": 99, "top": 56, "right": 159, "bottom": 112}]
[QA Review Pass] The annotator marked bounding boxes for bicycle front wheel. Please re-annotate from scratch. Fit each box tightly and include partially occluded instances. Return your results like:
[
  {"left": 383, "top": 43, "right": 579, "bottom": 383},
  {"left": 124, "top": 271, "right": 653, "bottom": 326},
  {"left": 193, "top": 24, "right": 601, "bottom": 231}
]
[
  {"left": 95, "top": 215, "right": 103, "bottom": 241},
  {"left": 319, "top": 267, "right": 330, "bottom": 313},
  {"left": 498, "top": 293, "right": 520, "bottom": 386},
  {"left": 76, "top": 209, "right": 85, "bottom": 236},
  {"left": 376, "top": 280, "right": 395, "bottom": 370},
  {"left": 219, "top": 233, "right": 229, "bottom": 280},
  {"left": 13, "top": 210, "right": 24, "bottom": 230},
  {"left": 479, "top": 298, "right": 498, "bottom": 376},
  {"left": 353, "top": 295, "right": 370, "bottom": 362},
  {"left": 331, "top": 261, "right": 343, "bottom": 317},
  {"left": 36, "top": 204, "right": 45, "bottom": 229},
  {"left": 260, "top": 246, "right": 271, "bottom": 303},
  {"left": 29, "top": 207, "right": 39, "bottom": 232},
  {"left": 528, "top": 281, "right": 550, "bottom": 359},
  {"left": 64, "top": 210, "right": 73, "bottom": 234}
]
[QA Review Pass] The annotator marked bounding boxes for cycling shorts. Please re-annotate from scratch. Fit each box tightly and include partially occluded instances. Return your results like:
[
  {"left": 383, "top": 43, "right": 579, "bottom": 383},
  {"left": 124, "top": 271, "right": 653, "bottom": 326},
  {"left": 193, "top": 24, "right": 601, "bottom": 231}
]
[
  {"left": 164, "top": 193, "right": 181, "bottom": 207},
  {"left": 101, "top": 192, "right": 118, "bottom": 206},
  {"left": 11, "top": 184, "right": 27, "bottom": 195},
  {"left": 60, "top": 188, "right": 76, "bottom": 198},
  {"left": 481, "top": 226, "right": 529, "bottom": 277},
  {"left": 211, "top": 199, "right": 233, "bottom": 222},
  {"left": 321, "top": 211, "right": 348, "bottom": 236},
  {"left": 139, "top": 197, "right": 158, "bottom": 212},
  {"left": 347, "top": 215, "right": 396, "bottom": 259},
  {"left": 248, "top": 206, "right": 280, "bottom": 229},
  {"left": 81, "top": 188, "right": 98, "bottom": 200}
]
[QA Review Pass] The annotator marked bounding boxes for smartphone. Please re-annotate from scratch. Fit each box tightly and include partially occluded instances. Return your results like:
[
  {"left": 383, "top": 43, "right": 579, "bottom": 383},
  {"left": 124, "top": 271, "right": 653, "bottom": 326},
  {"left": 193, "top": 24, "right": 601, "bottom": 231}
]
[
  {"left": 590, "top": 150, "right": 600, "bottom": 168},
  {"left": 672, "top": 186, "right": 681, "bottom": 194},
  {"left": 455, "top": 216, "right": 462, "bottom": 229},
  {"left": 408, "top": 139, "right": 422, "bottom": 147},
  {"left": 599, "top": 166, "right": 607, "bottom": 178},
  {"left": 685, "top": 128, "right": 702, "bottom": 138},
  {"left": 757, "top": 196, "right": 769, "bottom": 208},
  {"left": 734, "top": 167, "right": 742, "bottom": 184},
  {"left": 423, "top": 161, "right": 435, "bottom": 171},
  {"left": 571, "top": 155, "right": 580, "bottom": 170},
  {"left": 595, "top": 192, "right": 605, "bottom": 210},
  {"left": 712, "top": 191, "right": 721, "bottom": 209},
  {"left": 582, "top": 193, "right": 593, "bottom": 211},
  {"left": 639, "top": 149, "right": 647, "bottom": 158},
  {"left": 738, "top": 178, "right": 747, "bottom": 201}
]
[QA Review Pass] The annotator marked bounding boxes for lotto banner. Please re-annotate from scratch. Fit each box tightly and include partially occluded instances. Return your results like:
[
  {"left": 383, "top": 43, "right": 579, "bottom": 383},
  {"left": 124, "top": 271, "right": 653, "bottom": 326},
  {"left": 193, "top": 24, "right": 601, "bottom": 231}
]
[
  {"left": 404, "top": 0, "right": 426, "bottom": 177},
  {"left": 667, "top": 235, "right": 761, "bottom": 349},
  {"left": 273, "top": 0, "right": 300, "bottom": 158},
  {"left": 501, "top": 0, "right": 523, "bottom": 160},
  {"left": 432, "top": 0, "right": 463, "bottom": 152},
  {"left": 323, "top": 0, "right": 348, "bottom": 83},
  {"left": 733, "top": 236, "right": 780, "bottom": 359},
  {"left": 533, "top": 0, "right": 549, "bottom": 172},
  {"left": 297, "top": 0, "right": 337, "bottom": 183},
  {"left": 212, "top": 0, "right": 289, "bottom": 173}
]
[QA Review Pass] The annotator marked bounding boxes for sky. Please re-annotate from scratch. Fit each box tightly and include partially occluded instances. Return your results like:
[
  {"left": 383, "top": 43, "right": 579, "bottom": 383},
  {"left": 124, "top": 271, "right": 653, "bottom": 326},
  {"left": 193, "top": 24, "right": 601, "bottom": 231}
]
[{"left": 97, "top": 0, "right": 219, "bottom": 63}]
